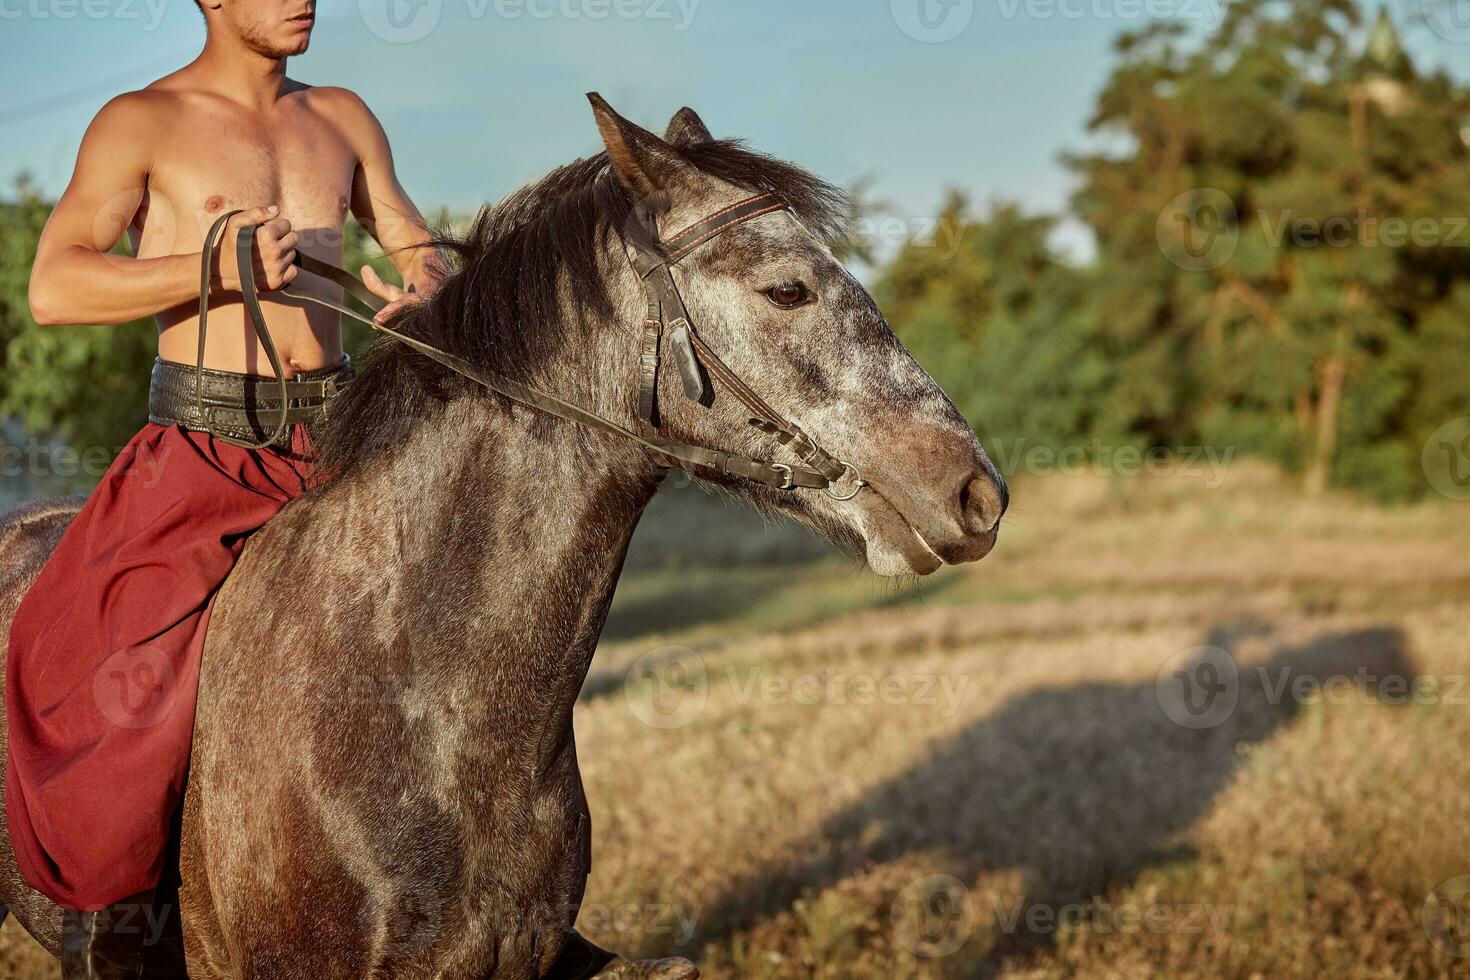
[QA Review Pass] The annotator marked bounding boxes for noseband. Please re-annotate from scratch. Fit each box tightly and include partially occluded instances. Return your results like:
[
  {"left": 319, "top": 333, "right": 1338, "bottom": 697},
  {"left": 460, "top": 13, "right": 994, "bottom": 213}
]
[{"left": 200, "top": 191, "right": 866, "bottom": 499}]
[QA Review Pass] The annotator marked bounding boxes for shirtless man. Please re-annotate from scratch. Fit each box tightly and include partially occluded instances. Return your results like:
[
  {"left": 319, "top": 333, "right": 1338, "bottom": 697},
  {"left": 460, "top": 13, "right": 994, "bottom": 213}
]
[{"left": 8, "top": 1, "right": 436, "bottom": 975}]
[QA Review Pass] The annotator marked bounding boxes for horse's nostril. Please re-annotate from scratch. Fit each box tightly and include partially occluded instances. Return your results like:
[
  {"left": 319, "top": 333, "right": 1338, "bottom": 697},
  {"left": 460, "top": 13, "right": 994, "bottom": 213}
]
[{"left": 960, "top": 470, "right": 1007, "bottom": 534}]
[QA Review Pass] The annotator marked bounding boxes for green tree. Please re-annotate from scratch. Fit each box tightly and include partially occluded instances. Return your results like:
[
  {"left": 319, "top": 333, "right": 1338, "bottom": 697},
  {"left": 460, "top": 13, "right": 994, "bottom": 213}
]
[
  {"left": 0, "top": 175, "right": 155, "bottom": 461},
  {"left": 874, "top": 194, "right": 1116, "bottom": 472},
  {"left": 1068, "top": 1, "right": 1470, "bottom": 498}
]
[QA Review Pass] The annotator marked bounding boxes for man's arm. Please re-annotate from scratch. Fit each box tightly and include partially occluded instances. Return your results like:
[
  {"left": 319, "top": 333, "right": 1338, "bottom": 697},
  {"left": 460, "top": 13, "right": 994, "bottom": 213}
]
[
  {"left": 29, "top": 92, "right": 295, "bottom": 328},
  {"left": 336, "top": 90, "right": 440, "bottom": 309}
]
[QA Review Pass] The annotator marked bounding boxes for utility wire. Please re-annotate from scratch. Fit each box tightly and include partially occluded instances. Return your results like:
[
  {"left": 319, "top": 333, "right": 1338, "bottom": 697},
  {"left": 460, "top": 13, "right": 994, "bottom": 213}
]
[{"left": 0, "top": 52, "right": 193, "bottom": 126}]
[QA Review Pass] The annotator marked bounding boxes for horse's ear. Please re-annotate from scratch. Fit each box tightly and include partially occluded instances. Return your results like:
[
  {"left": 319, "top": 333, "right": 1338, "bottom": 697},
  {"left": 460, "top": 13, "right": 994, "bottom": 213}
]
[
  {"left": 664, "top": 107, "right": 713, "bottom": 148},
  {"left": 587, "top": 92, "right": 688, "bottom": 199}
]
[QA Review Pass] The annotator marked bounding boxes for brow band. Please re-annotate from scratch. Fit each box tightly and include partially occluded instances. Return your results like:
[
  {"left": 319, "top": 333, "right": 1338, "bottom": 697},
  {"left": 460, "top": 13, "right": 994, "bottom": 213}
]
[{"left": 664, "top": 194, "right": 787, "bottom": 263}]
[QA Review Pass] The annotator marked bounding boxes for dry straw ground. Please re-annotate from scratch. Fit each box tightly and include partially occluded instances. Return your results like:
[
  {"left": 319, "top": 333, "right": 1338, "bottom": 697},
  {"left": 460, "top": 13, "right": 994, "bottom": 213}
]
[{"left": 3, "top": 461, "right": 1467, "bottom": 977}]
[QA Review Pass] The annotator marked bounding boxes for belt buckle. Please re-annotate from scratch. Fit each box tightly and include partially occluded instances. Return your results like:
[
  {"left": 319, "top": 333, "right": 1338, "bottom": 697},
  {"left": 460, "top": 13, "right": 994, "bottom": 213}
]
[{"left": 771, "top": 463, "right": 795, "bottom": 490}]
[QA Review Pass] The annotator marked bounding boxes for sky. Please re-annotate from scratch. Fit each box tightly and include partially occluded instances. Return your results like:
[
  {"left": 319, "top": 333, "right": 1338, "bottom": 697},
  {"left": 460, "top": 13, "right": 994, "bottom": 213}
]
[{"left": 1, "top": 0, "right": 1467, "bottom": 263}]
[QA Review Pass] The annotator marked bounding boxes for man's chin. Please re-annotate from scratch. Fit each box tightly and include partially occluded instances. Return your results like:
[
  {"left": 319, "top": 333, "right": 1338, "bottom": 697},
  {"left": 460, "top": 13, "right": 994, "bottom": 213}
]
[{"left": 253, "top": 36, "right": 310, "bottom": 59}]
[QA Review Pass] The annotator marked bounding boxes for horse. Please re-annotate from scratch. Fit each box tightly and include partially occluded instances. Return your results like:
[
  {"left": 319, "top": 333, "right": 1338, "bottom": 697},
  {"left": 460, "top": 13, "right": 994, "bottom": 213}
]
[{"left": 0, "top": 95, "right": 1007, "bottom": 977}]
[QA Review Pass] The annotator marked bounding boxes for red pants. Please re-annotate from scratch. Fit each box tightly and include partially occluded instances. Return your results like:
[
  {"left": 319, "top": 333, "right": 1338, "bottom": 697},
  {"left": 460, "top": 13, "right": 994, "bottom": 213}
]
[{"left": 5, "top": 422, "right": 312, "bottom": 910}]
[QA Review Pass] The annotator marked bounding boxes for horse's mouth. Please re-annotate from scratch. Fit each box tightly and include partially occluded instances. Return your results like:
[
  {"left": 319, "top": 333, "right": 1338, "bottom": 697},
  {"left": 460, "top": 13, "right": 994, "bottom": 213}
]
[{"left": 851, "top": 483, "right": 998, "bottom": 577}]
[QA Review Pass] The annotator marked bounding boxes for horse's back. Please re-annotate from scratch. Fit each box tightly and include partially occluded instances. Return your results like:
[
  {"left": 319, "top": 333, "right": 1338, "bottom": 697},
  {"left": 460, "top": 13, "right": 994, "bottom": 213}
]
[
  {"left": 0, "top": 497, "right": 82, "bottom": 604},
  {"left": 0, "top": 495, "right": 84, "bottom": 954}
]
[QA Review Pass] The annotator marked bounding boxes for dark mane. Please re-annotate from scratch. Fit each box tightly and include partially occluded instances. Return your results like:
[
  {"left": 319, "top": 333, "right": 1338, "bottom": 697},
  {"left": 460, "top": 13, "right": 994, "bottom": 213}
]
[{"left": 309, "top": 138, "right": 850, "bottom": 484}]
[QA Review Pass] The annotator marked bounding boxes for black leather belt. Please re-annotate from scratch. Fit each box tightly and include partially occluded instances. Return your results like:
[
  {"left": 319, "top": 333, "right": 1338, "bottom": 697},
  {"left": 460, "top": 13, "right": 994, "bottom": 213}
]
[{"left": 148, "top": 356, "right": 352, "bottom": 449}]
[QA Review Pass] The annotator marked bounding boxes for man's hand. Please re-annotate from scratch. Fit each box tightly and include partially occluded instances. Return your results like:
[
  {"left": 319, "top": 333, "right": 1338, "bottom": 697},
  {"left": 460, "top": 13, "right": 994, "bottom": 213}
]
[
  {"left": 361, "top": 264, "right": 426, "bottom": 323},
  {"left": 216, "top": 206, "right": 299, "bottom": 293}
]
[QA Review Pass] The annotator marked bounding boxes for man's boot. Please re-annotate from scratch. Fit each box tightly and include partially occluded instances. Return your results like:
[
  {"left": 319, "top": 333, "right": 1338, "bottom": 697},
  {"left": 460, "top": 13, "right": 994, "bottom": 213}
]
[{"left": 59, "top": 890, "right": 151, "bottom": 979}]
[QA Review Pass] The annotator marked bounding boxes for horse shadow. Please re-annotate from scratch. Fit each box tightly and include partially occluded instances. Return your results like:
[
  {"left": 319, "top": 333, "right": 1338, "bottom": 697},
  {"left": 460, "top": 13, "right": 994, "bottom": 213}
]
[{"left": 683, "top": 623, "right": 1415, "bottom": 973}]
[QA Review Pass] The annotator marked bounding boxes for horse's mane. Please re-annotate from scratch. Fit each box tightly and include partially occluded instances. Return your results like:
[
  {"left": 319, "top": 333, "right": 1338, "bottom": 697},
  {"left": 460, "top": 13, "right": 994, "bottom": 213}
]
[{"left": 309, "top": 139, "right": 850, "bottom": 484}]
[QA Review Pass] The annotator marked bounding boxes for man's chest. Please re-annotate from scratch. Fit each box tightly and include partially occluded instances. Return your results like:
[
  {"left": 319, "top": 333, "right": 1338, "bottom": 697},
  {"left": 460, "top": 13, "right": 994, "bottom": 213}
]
[{"left": 140, "top": 109, "right": 358, "bottom": 249}]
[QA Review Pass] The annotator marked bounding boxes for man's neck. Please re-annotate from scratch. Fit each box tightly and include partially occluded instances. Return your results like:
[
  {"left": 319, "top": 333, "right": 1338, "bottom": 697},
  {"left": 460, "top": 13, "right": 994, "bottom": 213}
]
[{"left": 193, "top": 32, "right": 289, "bottom": 109}]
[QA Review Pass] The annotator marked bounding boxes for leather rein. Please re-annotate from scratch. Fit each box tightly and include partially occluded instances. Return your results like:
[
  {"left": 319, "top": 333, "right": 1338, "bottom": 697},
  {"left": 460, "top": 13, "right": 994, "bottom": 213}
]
[{"left": 196, "top": 194, "right": 866, "bottom": 499}]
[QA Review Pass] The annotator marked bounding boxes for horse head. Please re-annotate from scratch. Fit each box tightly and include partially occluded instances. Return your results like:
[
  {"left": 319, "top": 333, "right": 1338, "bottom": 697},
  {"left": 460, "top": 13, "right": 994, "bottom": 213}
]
[{"left": 589, "top": 95, "right": 1007, "bottom": 575}]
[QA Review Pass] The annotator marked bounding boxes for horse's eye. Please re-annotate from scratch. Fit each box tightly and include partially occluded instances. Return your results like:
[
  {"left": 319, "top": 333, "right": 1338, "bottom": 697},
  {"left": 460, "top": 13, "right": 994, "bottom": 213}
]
[{"left": 764, "top": 282, "right": 812, "bottom": 309}]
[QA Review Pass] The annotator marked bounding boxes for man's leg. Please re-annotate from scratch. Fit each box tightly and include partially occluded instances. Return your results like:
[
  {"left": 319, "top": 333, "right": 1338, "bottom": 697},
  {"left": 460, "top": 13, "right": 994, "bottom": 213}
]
[
  {"left": 5, "top": 423, "right": 312, "bottom": 972},
  {"left": 59, "top": 890, "right": 154, "bottom": 979}
]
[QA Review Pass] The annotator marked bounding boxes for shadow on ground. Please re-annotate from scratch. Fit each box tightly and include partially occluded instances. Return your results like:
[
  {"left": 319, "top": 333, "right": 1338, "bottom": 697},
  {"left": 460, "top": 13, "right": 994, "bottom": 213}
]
[{"left": 684, "top": 624, "right": 1415, "bottom": 973}]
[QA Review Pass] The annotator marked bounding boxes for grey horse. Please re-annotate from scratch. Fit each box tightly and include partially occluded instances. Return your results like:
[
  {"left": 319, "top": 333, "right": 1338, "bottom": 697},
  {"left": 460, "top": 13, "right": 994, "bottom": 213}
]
[{"left": 0, "top": 95, "right": 1006, "bottom": 977}]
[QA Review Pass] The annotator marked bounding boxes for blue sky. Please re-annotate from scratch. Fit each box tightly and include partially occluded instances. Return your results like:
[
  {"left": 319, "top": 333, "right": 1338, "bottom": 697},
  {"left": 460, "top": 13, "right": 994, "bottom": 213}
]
[{"left": 2, "top": 0, "right": 1466, "bottom": 261}]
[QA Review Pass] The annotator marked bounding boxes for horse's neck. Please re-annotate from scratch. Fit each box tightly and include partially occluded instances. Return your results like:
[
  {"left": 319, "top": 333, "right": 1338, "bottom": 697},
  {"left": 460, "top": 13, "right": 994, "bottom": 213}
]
[{"left": 308, "top": 384, "right": 658, "bottom": 774}]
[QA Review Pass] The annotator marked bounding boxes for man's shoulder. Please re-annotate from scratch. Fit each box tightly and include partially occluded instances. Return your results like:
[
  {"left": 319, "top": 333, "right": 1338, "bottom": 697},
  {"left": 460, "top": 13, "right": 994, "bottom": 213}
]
[
  {"left": 84, "top": 87, "right": 177, "bottom": 141},
  {"left": 291, "top": 82, "right": 375, "bottom": 119}
]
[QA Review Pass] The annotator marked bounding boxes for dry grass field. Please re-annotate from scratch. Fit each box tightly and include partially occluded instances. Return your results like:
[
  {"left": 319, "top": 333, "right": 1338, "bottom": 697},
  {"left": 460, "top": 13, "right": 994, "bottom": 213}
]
[{"left": 3, "top": 461, "right": 1468, "bottom": 977}]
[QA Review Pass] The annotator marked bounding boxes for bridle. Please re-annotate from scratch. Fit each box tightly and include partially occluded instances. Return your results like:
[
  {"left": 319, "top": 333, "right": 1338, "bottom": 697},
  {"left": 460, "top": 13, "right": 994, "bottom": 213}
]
[
  {"left": 622, "top": 192, "right": 864, "bottom": 497},
  {"left": 198, "top": 192, "right": 866, "bottom": 499}
]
